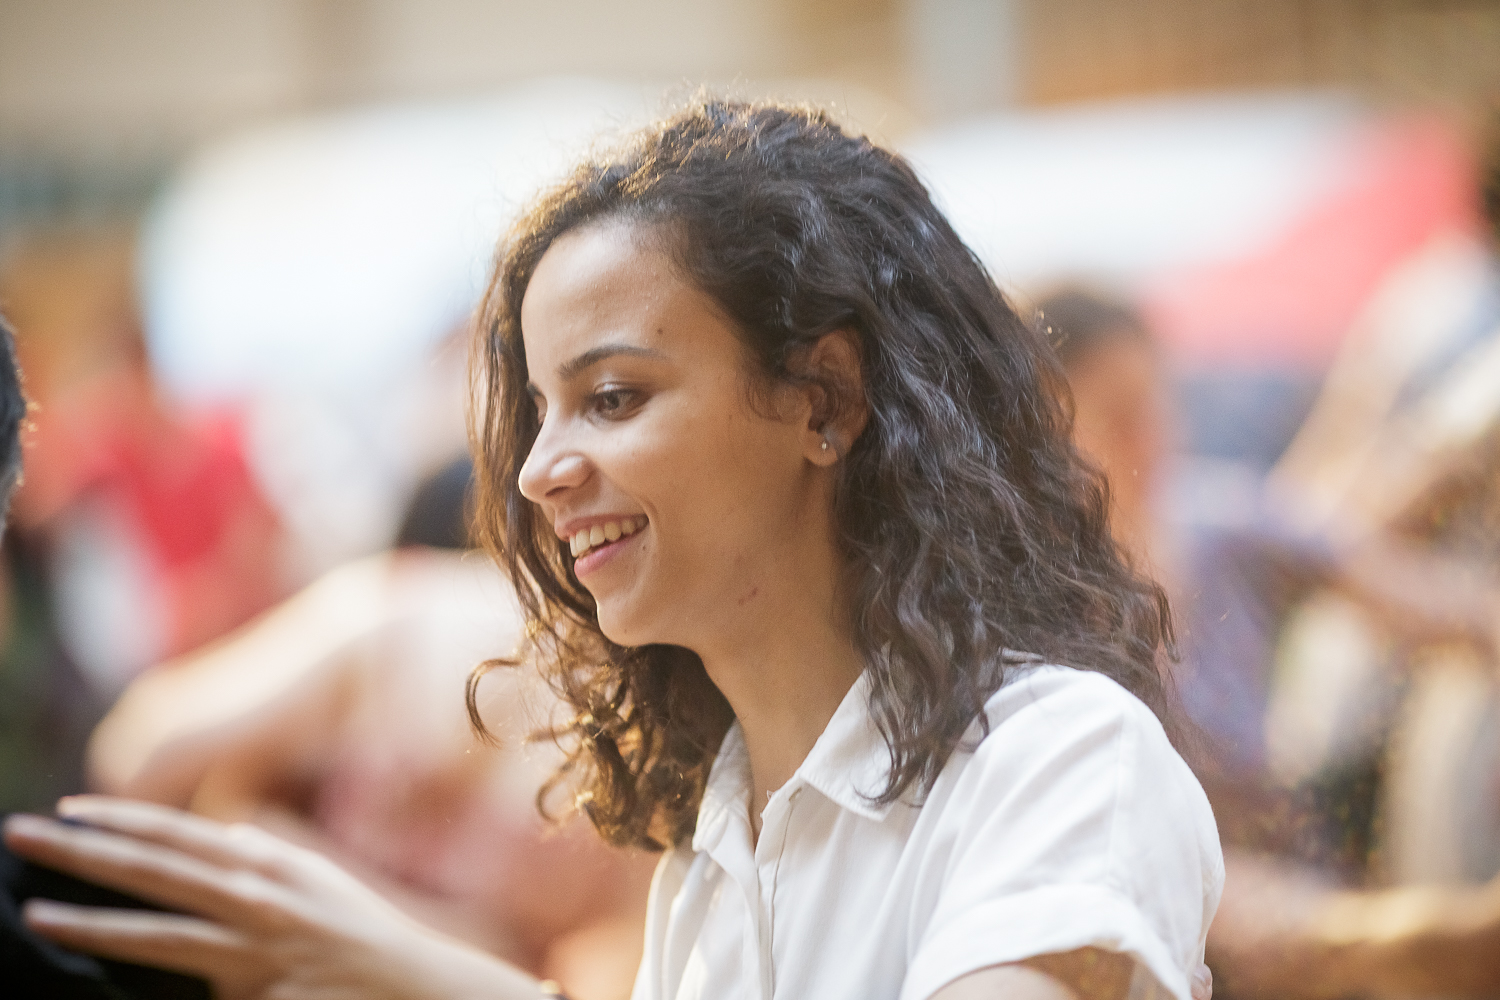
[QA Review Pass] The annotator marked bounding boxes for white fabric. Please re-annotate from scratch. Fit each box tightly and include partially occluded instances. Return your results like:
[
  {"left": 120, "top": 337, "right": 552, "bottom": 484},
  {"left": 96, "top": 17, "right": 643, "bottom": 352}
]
[{"left": 631, "top": 664, "right": 1224, "bottom": 1000}]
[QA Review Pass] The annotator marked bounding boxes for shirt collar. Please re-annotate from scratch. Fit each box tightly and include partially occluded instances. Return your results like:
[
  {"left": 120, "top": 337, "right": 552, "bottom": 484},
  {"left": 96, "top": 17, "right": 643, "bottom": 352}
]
[
  {"left": 692, "top": 719, "right": 751, "bottom": 854},
  {"left": 795, "top": 670, "right": 895, "bottom": 821},
  {"left": 692, "top": 671, "right": 894, "bottom": 853}
]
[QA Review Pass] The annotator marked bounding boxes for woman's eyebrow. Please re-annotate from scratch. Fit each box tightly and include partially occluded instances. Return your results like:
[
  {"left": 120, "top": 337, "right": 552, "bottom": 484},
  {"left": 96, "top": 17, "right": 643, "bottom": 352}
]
[{"left": 557, "top": 343, "right": 667, "bottom": 381}]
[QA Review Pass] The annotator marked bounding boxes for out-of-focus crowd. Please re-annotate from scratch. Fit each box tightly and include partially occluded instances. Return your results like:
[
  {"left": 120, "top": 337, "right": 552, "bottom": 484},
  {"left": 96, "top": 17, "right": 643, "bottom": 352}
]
[{"left": 2, "top": 93, "right": 1499, "bottom": 1000}]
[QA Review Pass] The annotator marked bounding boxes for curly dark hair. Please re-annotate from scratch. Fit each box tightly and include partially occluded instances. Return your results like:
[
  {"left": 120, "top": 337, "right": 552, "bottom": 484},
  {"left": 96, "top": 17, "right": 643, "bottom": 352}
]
[{"left": 468, "top": 99, "right": 1177, "bottom": 850}]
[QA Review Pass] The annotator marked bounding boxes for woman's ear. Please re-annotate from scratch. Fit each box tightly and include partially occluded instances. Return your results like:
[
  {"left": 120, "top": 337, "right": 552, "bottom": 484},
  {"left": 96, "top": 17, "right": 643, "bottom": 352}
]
[{"left": 800, "top": 328, "right": 868, "bottom": 465}]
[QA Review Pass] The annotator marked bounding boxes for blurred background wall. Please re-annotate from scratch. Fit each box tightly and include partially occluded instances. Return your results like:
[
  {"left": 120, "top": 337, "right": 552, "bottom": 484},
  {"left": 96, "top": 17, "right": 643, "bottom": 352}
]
[
  {"left": 2, "top": 1, "right": 1496, "bottom": 227},
  {"left": 4, "top": 0, "right": 1499, "bottom": 234},
  {"left": 1026, "top": 0, "right": 1500, "bottom": 110}
]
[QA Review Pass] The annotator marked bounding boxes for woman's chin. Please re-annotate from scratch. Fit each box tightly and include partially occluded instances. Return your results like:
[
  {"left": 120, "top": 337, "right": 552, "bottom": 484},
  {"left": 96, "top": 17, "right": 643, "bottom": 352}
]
[
  {"left": 593, "top": 604, "right": 645, "bottom": 648},
  {"left": 595, "top": 607, "right": 680, "bottom": 652}
]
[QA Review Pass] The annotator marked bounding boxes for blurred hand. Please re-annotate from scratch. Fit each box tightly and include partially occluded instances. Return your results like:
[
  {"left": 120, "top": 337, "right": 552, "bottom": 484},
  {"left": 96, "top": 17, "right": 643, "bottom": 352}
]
[{"left": 3, "top": 796, "right": 540, "bottom": 1000}]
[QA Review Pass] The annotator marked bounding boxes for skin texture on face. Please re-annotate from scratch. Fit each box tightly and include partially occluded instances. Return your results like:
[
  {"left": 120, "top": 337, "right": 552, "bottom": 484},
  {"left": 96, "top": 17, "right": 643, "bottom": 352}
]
[{"left": 517, "top": 221, "right": 837, "bottom": 663}]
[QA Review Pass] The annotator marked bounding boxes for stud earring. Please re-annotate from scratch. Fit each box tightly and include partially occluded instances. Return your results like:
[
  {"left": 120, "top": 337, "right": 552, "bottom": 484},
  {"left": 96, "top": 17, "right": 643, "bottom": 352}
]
[{"left": 820, "top": 438, "right": 830, "bottom": 452}]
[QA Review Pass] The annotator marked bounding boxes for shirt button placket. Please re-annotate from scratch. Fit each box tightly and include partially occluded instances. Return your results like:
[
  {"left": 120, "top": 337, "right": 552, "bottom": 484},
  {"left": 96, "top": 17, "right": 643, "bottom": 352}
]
[{"left": 757, "top": 786, "right": 802, "bottom": 1000}]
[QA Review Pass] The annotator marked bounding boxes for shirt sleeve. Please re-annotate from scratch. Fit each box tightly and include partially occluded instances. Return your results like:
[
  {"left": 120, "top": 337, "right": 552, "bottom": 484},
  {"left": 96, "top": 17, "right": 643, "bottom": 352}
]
[{"left": 901, "top": 667, "right": 1224, "bottom": 1000}]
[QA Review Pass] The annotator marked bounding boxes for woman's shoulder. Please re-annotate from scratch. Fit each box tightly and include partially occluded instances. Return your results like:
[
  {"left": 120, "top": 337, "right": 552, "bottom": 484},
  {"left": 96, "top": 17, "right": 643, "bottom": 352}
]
[
  {"left": 979, "top": 662, "right": 1171, "bottom": 748},
  {"left": 955, "top": 663, "right": 1219, "bottom": 853},
  {"left": 909, "top": 664, "right": 1222, "bottom": 1000},
  {"left": 949, "top": 663, "right": 1222, "bottom": 897}
]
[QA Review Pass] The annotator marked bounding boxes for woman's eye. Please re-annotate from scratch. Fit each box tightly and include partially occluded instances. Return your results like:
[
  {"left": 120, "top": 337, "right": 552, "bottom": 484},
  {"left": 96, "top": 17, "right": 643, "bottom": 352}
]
[{"left": 590, "top": 387, "right": 639, "bottom": 419}]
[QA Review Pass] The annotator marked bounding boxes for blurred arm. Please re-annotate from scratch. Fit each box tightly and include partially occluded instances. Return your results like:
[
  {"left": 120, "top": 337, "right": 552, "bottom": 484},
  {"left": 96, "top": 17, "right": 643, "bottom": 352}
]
[
  {"left": 1209, "top": 850, "right": 1500, "bottom": 999},
  {"left": 87, "top": 552, "right": 397, "bottom": 801},
  {"left": 1325, "top": 534, "right": 1500, "bottom": 657},
  {"left": 1228, "top": 512, "right": 1500, "bottom": 658}
]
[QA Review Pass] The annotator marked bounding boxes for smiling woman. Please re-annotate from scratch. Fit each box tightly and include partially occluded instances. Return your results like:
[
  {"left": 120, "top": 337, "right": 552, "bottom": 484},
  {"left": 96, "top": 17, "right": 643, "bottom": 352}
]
[
  {"left": 469, "top": 100, "right": 1221, "bottom": 1000},
  {"left": 4, "top": 100, "right": 1221, "bottom": 1000}
]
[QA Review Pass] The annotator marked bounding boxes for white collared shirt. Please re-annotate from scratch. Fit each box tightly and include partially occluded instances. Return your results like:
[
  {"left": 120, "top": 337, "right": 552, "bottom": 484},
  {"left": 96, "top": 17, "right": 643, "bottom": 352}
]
[{"left": 630, "top": 664, "right": 1223, "bottom": 1000}]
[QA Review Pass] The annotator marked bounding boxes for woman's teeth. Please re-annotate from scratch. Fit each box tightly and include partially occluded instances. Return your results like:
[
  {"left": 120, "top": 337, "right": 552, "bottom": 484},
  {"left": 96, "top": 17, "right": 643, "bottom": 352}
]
[{"left": 569, "top": 516, "right": 648, "bottom": 558}]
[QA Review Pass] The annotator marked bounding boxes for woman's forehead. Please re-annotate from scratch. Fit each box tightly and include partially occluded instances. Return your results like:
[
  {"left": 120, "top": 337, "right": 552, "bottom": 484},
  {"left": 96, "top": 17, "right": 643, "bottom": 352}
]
[
  {"left": 526, "top": 223, "right": 668, "bottom": 309},
  {"left": 519, "top": 223, "right": 736, "bottom": 379}
]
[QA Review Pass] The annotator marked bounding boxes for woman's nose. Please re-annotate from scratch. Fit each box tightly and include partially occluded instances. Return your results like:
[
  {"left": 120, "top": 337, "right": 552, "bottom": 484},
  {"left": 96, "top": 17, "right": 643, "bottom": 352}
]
[{"left": 518, "top": 427, "right": 591, "bottom": 504}]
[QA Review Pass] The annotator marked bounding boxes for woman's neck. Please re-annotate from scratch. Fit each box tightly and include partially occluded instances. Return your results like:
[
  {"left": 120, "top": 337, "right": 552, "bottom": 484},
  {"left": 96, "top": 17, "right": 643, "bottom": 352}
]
[{"left": 696, "top": 584, "right": 865, "bottom": 844}]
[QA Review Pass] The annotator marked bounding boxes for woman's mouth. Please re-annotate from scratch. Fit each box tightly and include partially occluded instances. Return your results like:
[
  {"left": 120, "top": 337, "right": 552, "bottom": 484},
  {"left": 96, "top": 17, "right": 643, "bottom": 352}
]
[{"left": 568, "top": 515, "right": 649, "bottom": 560}]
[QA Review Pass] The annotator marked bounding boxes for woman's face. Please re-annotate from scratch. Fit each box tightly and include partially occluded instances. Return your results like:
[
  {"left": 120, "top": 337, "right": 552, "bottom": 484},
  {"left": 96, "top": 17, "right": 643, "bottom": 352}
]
[{"left": 518, "top": 221, "right": 828, "bottom": 650}]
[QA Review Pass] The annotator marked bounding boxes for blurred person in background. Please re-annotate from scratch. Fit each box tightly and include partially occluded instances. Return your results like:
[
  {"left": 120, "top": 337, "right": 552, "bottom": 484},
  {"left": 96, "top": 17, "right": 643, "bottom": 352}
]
[
  {"left": 12, "top": 305, "right": 289, "bottom": 697},
  {"left": 84, "top": 455, "right": 655, "bottom": 1000},
  {"left": 1038, "top": 288, "right": 1300, "bottom": 803},
  {"left": 1036, "top": 290, "right": 1176, "bottom": 575},
  {"left": 1199, "top": 111, "right": 1500, "bottom": 1000},
  {"left": 0, "top": 243, "right": 301, "bottom": 1000},
  {"left": 0, "top": 238, "right": 294, "bottom": 816},
  {"left": 1040, "top": 144, "right": 1500, "bottom": 995},
  {"left": 0, "top": 312, "right": 206, "bottom": 998}
]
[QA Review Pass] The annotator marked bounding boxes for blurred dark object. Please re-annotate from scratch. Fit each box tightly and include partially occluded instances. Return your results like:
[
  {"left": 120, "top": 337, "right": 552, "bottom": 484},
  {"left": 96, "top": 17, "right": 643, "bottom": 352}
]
[
  {"left": 1039, "top": 288, "right": 1150, "bottom": 367},
  {"left": 0, "top": 311, "right": 104, "bottom": 814},
  {"left": 0, "top": 535, "right": 107, "bottom": 813},
  {"left": 395, "top": 455, "right": 474, "bottom": 551},
  {"left": 1176, "top": 371, "right": 1322, "bottom": 471},
  {"left": 0, "top": 315, "right": 26, "bottom": 522},
  {"left": 0, "top": 829, "right": 210, "bottom": 999}
]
